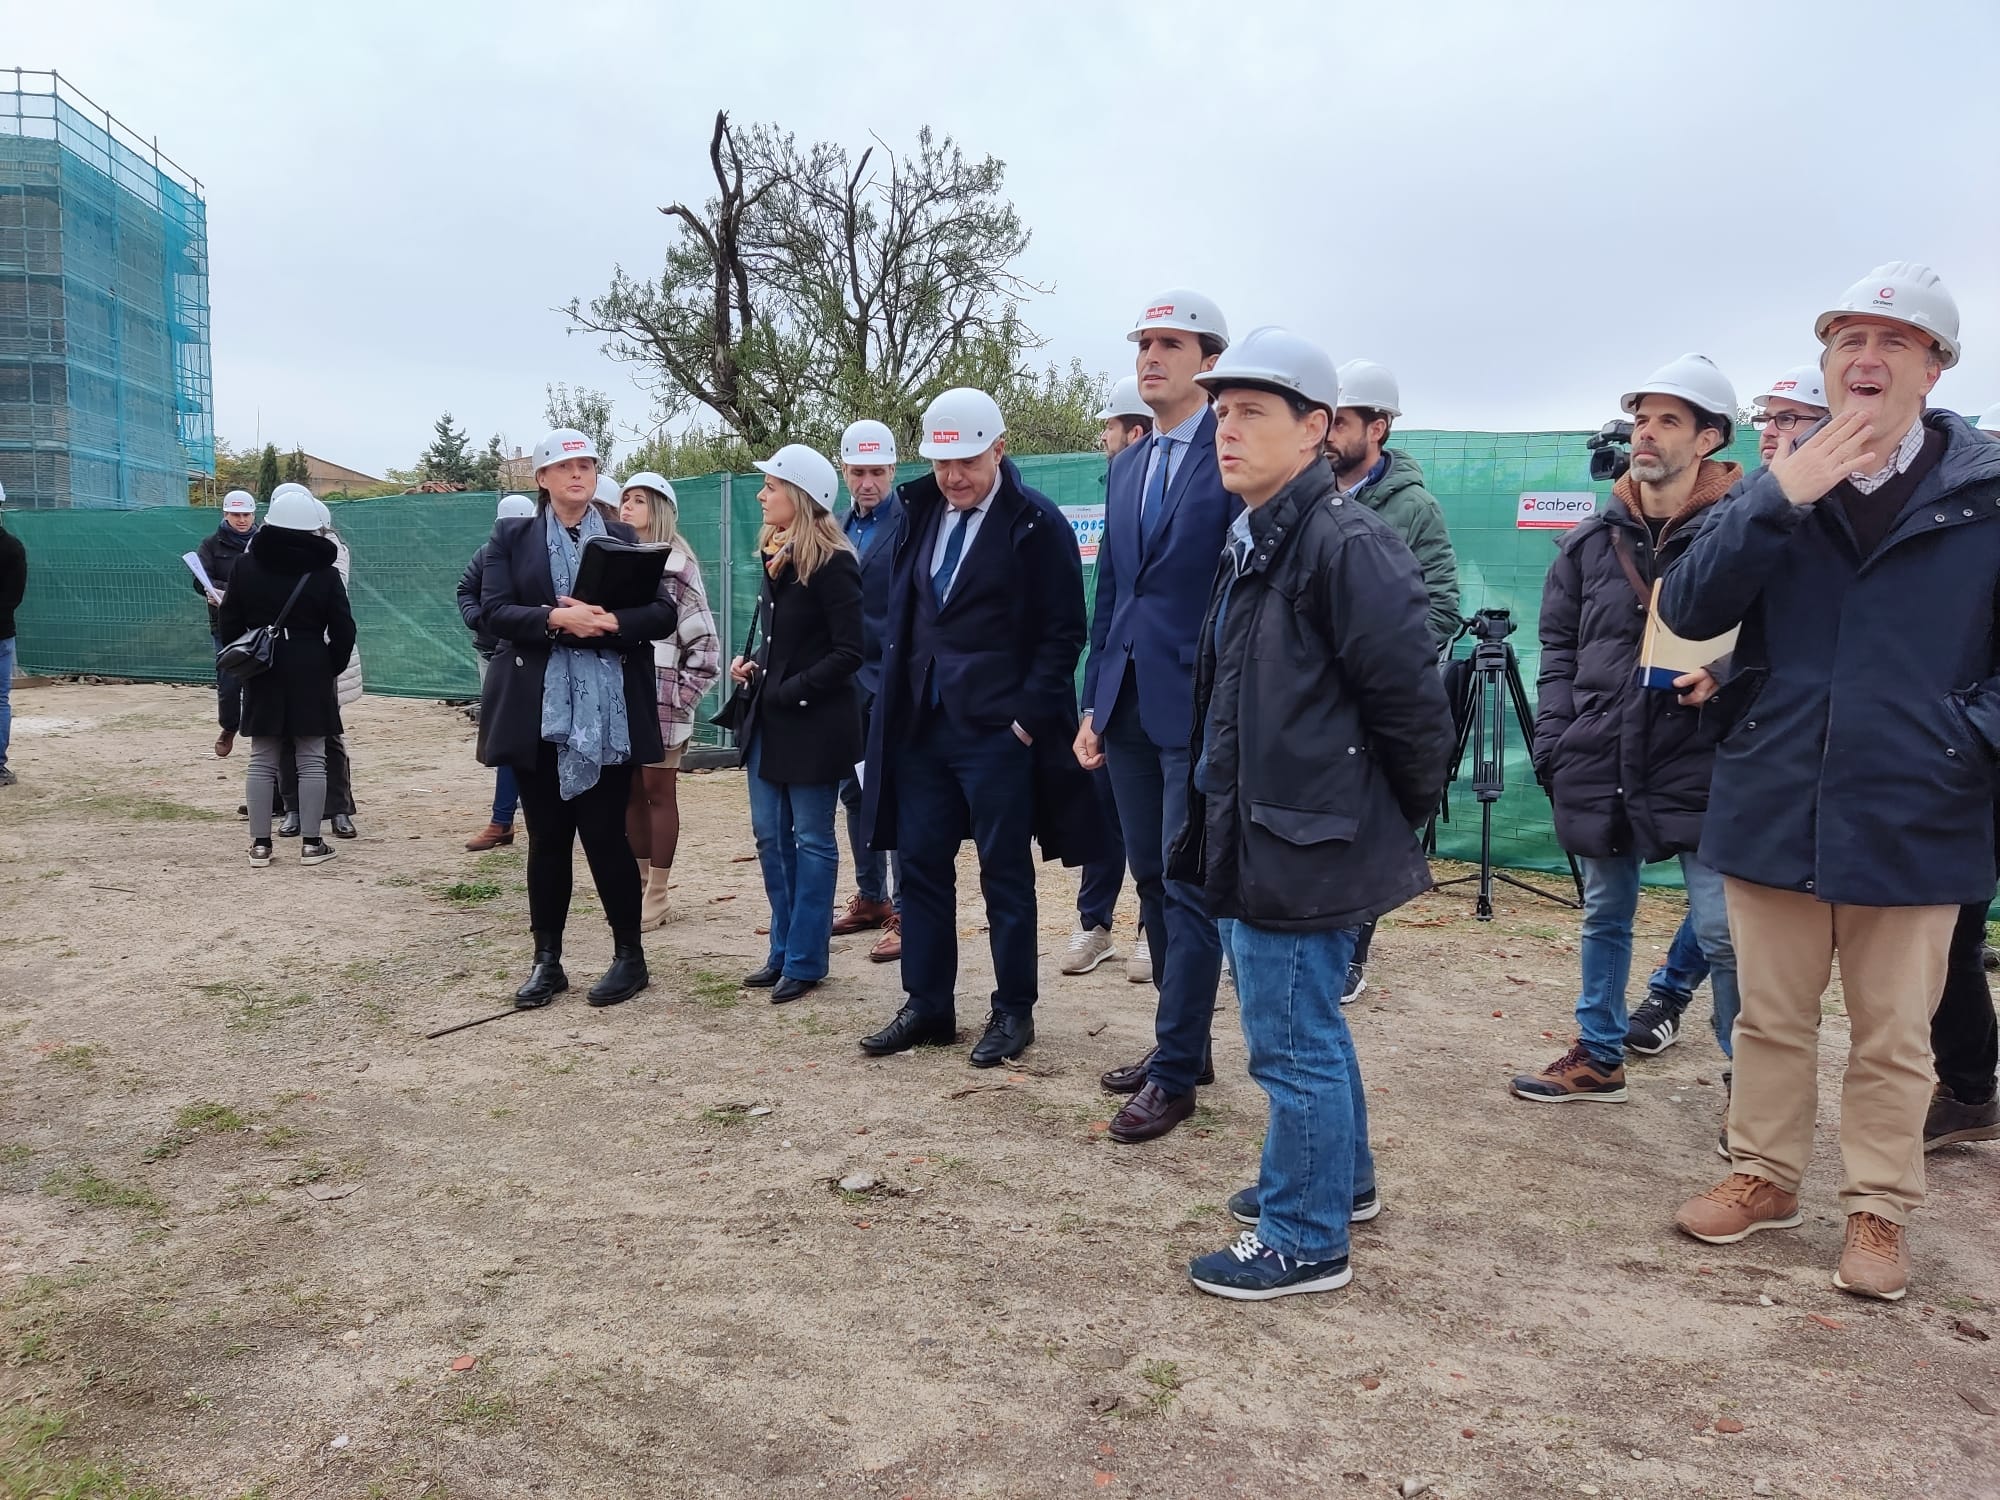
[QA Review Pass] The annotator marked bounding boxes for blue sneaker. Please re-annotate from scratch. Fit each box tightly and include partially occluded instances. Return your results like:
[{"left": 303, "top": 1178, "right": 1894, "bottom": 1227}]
[
  {"left": 1228, "top": 1184, "right": 1380, "bottom": 1227},
  {"left": 1190, "top": 1231, "right": 1351, "bottom": 1301}
]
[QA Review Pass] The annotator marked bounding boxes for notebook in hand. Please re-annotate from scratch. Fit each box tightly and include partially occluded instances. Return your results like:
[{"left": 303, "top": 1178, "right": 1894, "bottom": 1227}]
[
  {"left": 572, "top": 536, "right": 670, "bottom": 611},
  {"left": 1636, "top": 578, "right": 1737, "bottom": 690}
]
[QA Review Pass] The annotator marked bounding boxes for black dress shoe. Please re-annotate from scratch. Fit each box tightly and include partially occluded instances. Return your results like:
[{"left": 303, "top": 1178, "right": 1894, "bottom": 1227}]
[
  {"left": 770, "top": 976, "right": 818, "bottom": 1004},
  {"left": 968, "top": 1010, "right": 1034, "bottom": 1069},
  {"left": 742, "top": 964, "right": 782, "bottom": 989},
  {"left": 330, "top": 813, "right": 357, "bottom": 839},
  {"left": 859, "top": 1004, "right": 957, "bottom": 1056},
  {"left": 1108, "top": 1080, "right": 1197, "bottom": 1143},
  {"left": 587, "top": 935, "right": 649, "bottom": 1007},
  {"left": 278, "top": 812, "right": 301, "bottom": 839},
  {"left": 514, "top": 934, "right": 567, "bottom": 1009},
  {"left": 1101, "top": 1045, "right": 1216, "bottom": 1094}
]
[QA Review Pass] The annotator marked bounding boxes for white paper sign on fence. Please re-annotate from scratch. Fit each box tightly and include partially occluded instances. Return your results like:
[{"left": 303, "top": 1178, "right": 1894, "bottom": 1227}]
[{"left": 1061, "top": 503, "right": 1105, "bottom": 563}]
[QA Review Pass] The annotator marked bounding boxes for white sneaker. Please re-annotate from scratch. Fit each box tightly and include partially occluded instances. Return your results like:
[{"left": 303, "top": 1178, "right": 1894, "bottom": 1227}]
[
  {"left": 1061, "top": 924, "right": 1116, "bottom": 975},
  {"left": 1126, "top": 933, "right": 1153, "bottom": 985}
]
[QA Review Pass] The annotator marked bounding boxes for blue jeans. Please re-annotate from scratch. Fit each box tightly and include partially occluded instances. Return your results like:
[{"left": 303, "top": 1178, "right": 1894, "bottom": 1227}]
[
  {"left": 209, "top": 632, "right": 244, "bottom": 734},
  {"left": 746, "top": 736, "right": 841, "bottom": 981},
  {"left": 839, "top": 767, "right": 900, "bottom": 909},
  {"left": 1223, "top": 919, "right": 1371, "bottom": 1264},
  {"left": 1575, "top": 851, "right": 1740, "bottom": 1064},
  {"left": 1076, "top": 765, "right": 1127, "bottom": 930},
  {"left": 493, "top": 765, "right": 520, "bottom": 826},
  {"left": 0, "top": 633, "right": 13, "bottom": 769},
  {"left": 1646, "top": 911, "right": 1710, "bottom": 1005},
  {"left": 1103, "top": 686, "right": 1221, "bottom": 1092}
]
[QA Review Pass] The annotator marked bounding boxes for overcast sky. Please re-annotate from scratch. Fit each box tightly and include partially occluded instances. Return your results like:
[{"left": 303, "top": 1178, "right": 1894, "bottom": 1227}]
[{"left": 15, "top": 0, "right": 2000, "bottom": 477}]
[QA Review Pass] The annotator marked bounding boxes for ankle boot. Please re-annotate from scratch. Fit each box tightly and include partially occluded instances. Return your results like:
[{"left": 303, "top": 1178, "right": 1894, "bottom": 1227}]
[
  {"left": 641, "top": 866, "right": 673, "bottom": 929},
  {"left": 466, "top": 821, "right": 514, "bottom": 851},
  {"left": 513, "top": 933, "right": 568, "bottom": 1009},
  {"left": 589, "top": 931, "right": 650, "bottom": 1007}
]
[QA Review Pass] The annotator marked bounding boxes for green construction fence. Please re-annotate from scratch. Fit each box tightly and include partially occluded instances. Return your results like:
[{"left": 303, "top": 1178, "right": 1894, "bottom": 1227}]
[{"left": 6, "top": 431, "right": 1765, "bottom": 878}]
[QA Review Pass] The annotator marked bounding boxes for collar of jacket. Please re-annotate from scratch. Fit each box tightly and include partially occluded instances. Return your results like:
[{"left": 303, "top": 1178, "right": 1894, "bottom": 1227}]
[
  {"left": 1240, "top": 458, "right": 1341, "bottom": 576},
  {"left": 1610, "top": 457, "right": 1742, "bottom": 532},
  {"left": 896, "top": 455, "right": 1032, "bottom": 538},
  {"left": 1358, "top": 448, "right": 1426, "bottom": 507},
  {"left": 248, "top": 524, "right": 337, "bottom": 574}
]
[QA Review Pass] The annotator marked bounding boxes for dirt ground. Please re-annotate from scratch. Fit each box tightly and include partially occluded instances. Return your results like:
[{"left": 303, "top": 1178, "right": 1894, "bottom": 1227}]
[{"left": 1, "top": 680, "right": 1996, "bottom": 1500}]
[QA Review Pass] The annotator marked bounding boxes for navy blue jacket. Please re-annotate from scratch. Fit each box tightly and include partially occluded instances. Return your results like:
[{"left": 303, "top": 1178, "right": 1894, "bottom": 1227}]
[
  {"left": 1661, "top": 409, "right": 2000, "bottom": 906},
  {"left": 1083, "top": 410, "right": 1241, "bottom": 746},
  {"left": 843, "top": 491, "right": 905, "bottom": 702},
  {"left": 861, "top": 457, "right": 1104, "bottom": 865}
]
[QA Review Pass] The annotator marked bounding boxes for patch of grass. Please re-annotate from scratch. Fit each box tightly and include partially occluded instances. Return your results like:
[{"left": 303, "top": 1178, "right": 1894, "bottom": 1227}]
[
  {"left": 193, "top": 982, "right": 312, "bottom": 1032},
  {"left": 259, "top": 1125, "right": 303, "bottom": 1148},
  {"left": 0, "top": 1407, "right": 189, "bottom": 1499},
  {"left": 378, "top": 873, "right": 419, "bottom": 888},
  {"left": 689, "top": 969, "right": 740, "bottom": 1009},
  {"left": 793, "top": 1010, "right": 839, "bottom": 1037},
  {"left": 439, "top": 880, "right": 503, "bottom": 906},
  {"left": 41, "top": 1164, "right": 164, "bottom": 1214},
  {"left": 1054, "top": 1212, "right": 1086, "bottom": 1235},
  {"left": 0, "top": 1144, "right": 32, "bottom": 1166},
  {"left": 174, "top": 1101, "right": 247, "bottom": 1133},
  {"left": 488, "top": 1107, "right": 515, "bottom": 1120},
  {"left": 43, "top": 1044, "right": 102, "bottom": 1071},
  {"left": 284, "top": 1154, "right": 332, "bottom": 1186},
  {"left": 474, "top": 849, "right": 524, "bottom": 876},
  {"left": 71, "top": 792, "right": 225, "bottom": 824},
  {"left": 699, "top": 1106, "right": 749, "bottom": 1128},
  {"left": 1139, "top": 1358, "right": 1184, "bottom": 1412},
  {"left": 14, "top": 1329, "right": 53, "bottom": 1364},
  {"left": 448, "top": 1392, "right": 516, "bottom": 1429}
]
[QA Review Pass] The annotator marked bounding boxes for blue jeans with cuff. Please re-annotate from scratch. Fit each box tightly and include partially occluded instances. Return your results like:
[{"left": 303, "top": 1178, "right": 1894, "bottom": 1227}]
[
  {"left": 1575, "top": 850, "right": 1739, "bottom": 1065},
  {"left": 746, "top": 735, "right": 841, "bottom": 982}
]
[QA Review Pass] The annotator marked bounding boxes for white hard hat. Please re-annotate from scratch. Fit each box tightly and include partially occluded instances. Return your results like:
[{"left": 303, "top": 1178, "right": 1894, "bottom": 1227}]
[
  {"left": 840, "top": 419, "right": 899, "bottom": 465},
  {"left": 1336, "top": 359, "right": 1402, "bottom": 418},
  {"left": 621, "top": 470, "right": 678, "bottom": 510},
  {"left": 918, "top": 388, "right": 1006, "bottom": 460},
  {"left": 754, "top": 443, "right": 840, "bottom": 510},
  {"left": 1814, "top": 261, "right": 1961, "bottom": 369},
  {"left": 1620, "top": 353, "right": 1738, "bottom": 448},
  {"left": 1753, "top": 363, "right": 1830, "bottom": 413},
  {"left": 1127, "top": 289, "right": 1230, "bottom": 349},
  {"left": 1980, "top": 402, "right": 2000, "bottom": 432},
  {"left": 593, "top": 474, "right": 621, "bottom": 506},
  {"left": 221, "top": 489, "right": 257, "bottom": 514},
  {"left": 496, "top": 494, "right": 537, "bottom": 519},
  {"left": 533, "top": 428, "right": 599, "bottom": 472},
  {"left": 1095, "top": 375, "right": 1148, "bottom": 422},
  {"left": 1193, "top": 326, "right": 1341, "bottom": 416},
  {"left": 265, "top": 488, "right": 322, "bottom": 532}
]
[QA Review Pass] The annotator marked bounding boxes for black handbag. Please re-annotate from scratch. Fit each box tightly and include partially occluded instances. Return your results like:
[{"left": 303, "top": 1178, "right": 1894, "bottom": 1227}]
[
  {"left": 708, "top": 592, "right": 766, "bottom": 736},
  {"left": 217, "top": 575, "right": 309, "bottom": 680}
]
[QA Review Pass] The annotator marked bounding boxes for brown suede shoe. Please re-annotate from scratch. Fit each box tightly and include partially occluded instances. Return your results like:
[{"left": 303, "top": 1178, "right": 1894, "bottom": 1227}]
[
  {"left": 834, "top": 895, "right": 894, "bottom": 935},
  {"left": 868, "top": 915, "right": 901, "bottom": 963},
  {"left": 1509, "top": 1041, "right": 1627, "bottom": 1103},
  {"left": 465, "top": 822, "right": 514, "bottom": 852},
  {"left": 1673, "top": 1173, "right": 1803, "bottom": 1245},
  {"left": 1833, "top": 1211, "right": 1910, "bottom": 1302},
  {"left": 1108, "top": 1081, "right": 1196, "bottom": 1144}
]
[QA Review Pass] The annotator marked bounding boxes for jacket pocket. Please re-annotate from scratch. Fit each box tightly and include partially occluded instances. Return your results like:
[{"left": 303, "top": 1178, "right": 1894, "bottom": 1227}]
[
  {"left": 1248, "top": 801, "right": 1360, "bottom": 846},
  {"left": 1950, "top": 688, "right": 2000, "bottom": 766},
  {"left": 1702, "top": 666, "right": 1768, "bottom": 743}
]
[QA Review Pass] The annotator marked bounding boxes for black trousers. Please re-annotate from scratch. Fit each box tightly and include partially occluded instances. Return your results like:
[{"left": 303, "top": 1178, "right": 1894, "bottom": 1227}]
[
  {"left": 1933, "top": 898, "right": 1999, "bottom": 1104},
  {"left": 513, "top": 744, "right": 640, "bottom": 937},
  {"left": 280, "top": 734, "right": 355, "bottom": 816}
]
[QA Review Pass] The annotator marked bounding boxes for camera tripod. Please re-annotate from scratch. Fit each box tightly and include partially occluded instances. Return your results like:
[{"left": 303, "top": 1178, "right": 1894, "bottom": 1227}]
[{"left": 1426, "top": 612, "right": 1583, "bottom": 921}]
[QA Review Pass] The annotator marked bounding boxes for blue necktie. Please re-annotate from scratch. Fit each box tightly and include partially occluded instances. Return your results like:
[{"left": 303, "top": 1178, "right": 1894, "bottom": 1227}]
[
  {"left": 1140, "top": 434, "right": 1173, "bottom": 547},
  {"left": 932, "top": 508, "right": 971, "bottom": 605}
]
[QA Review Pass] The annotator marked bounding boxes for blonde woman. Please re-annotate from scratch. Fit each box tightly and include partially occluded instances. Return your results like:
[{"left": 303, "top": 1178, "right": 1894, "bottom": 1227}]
[
  {"left": 619, "top": 471, "right": 721, "bottom": 926},
  {"left": 730, "top": 444, "right": 863, "bottom": 1003}
]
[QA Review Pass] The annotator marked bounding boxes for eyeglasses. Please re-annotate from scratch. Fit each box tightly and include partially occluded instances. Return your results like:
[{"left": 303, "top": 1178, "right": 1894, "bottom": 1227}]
[{"left": 1751, "top": 411, "right": 1819, "bottom": 432}]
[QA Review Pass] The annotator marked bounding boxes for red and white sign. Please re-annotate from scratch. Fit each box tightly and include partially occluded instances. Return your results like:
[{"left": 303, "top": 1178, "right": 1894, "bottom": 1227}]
[
  {"left": 1144, "top": 304, "right": 1175, "bottom": 319},
  {"left": 1517, "top": 492, "right": 1598, "bottom": 530},
  {"left": 931, "top": 429, "right": 959, "bottom": 443},
  {"left": 855, "top": 440, "right": 881, "bottom": 454},
  {"left": 561, "top": 439, "right": 587, "bottom": 452}
]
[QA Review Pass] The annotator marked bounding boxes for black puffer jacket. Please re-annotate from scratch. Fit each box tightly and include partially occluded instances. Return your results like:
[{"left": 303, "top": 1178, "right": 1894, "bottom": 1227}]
[
  {"left": 457, "top": 544, "right": 500, "bottom": 657},
  {"left": 1531, "top": 459, "right": 1741, "bottom": 861},
  {"left": 194, "top": 521, "right": 255, "bottom": 635},
  {"left": 1167, "top": 459, "right": 1453, "bottom": 930}
]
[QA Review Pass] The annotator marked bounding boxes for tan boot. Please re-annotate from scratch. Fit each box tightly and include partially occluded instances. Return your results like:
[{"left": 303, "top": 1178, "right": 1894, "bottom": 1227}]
[
  {"left": 465, "top": 822, "right": 514, "bottom": 851},
  {"left": 640, "top": 865, "right": 673, "bottom": 929}
]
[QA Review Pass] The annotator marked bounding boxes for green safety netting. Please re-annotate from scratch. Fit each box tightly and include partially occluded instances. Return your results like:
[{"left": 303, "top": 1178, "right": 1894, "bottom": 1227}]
[{"left": 7, "top": 431, "right": 1765, "bottom": 879}]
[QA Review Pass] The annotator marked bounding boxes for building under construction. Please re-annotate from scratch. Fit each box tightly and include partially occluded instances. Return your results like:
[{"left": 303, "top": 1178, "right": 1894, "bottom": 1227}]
[{"left": 0, "top": 69, "right": 213, "bottom": 509}]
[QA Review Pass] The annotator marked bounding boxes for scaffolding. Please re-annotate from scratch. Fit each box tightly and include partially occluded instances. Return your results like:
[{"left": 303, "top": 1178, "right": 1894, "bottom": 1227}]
[{"left": 0, "top": 68, "right": 213, "bottom": 509}]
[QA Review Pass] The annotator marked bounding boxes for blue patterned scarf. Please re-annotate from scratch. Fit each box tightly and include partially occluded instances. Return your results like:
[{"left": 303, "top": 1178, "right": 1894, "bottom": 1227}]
[{"left": 541, "top": 507, "right": 631, "bottom": 798}]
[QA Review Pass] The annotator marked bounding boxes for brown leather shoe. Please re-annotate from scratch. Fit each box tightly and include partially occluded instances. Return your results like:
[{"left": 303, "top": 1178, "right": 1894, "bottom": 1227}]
[
  {"left": 1101, "top": 1046, "right": 1216, "bottom": 1094},
  {"left": 868, "top": 914, "right": 901, "bottom": 963},
  {"left": 1108, "top": 1081, "right": 1197, "bottom": 1144},
  {"left": 1834, "top": 1211, "right": 1911, "bottom": 1302},
  {"left": 834, "top": 895, "right": 894, "bottom": 935},
  {"left": 465, "top": 822, "right": 515, "bottom": 852},
  {"left": 215, "top": 730, "right": 235, "bottom": 758}
]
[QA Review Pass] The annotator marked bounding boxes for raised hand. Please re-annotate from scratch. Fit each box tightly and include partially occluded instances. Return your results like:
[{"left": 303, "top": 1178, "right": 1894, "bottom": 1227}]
[{"left": 1770, "top": 408, "right": 1880, "bottom": 507}]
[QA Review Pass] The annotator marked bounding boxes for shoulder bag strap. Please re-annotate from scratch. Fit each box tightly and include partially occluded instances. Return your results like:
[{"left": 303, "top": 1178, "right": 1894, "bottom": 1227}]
[
  {"left": 271, "top": 573, "right": 311, "bottom": 631},
  {"left": 1607, "top": 527, "right": 1652, "bottom": 608}
]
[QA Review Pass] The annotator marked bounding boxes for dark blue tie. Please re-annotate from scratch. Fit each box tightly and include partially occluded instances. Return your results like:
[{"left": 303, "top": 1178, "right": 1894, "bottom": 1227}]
[
  {"left": 932, "top": 507, "right": 971, "bottom": 605},
  {"left": 1140, "top": 434, "right": 1173, "bottom": 547}
]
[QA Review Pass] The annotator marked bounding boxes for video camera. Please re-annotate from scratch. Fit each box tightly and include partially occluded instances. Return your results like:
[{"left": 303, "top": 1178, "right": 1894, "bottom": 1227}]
[{"left": 1585, "top": 419, "right": 1634, "bottom": 482}]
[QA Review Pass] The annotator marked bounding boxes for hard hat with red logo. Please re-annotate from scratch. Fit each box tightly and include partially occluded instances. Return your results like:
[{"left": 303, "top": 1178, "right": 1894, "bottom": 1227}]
[
  {"left": 917, "top": 388, "right": 1006, "bottom": 461},
  {"left": 1336, "top": 359, "right": 1402, "bottom": 418},
  {"left": 1095, "top": 376, "right": 1148, "bottom": 422},
  {"left": 1127, "top": 289, "right": 1230, "bottom": 349},
  {"left": 840, "top": 419, "right": 899, "bottom": 466},
  {"left": 754, "top": 443, "right": 840, "bottom": 510},
  {"left": 533, "top": 428, "right": 600, "bottom": 473},
  {"left": 1193, "top": 326, "right": 1341, "bottom": 417},
  {"left": 1814, "top": 261, "right": 1961, "bottom": 369},
  {"left": 1620, "top": 353, "right": 1738, "bottom": 447},
  {"left": 221, "top": 489, "right": 257, "bottom": 513},
  {"left": 1753, "top": 364, "right": 1829, "bottom": 413}
]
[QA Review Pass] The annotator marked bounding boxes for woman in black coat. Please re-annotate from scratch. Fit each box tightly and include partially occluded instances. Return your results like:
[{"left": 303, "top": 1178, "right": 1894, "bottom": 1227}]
[
  {"left": 730, "top": 444, "right": 864, "bottom": 1003},
  {"left": 477, "top": 431, "right": 676, "bottom": 1012},
  {"left": 216, "top": 489, "right": 355, "bottom": 869}
]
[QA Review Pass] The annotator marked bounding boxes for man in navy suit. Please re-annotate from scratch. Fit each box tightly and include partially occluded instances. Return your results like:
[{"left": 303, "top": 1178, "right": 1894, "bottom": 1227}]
[
  {"left": 859, "top": 388, "right": 1096, "bottom": 1068},
  {"left": 831, "top": 418, "right": 907, "bottom": 963},
  {"left": 1077, "top": 290, "right": 1241, "bottom": 1142}
]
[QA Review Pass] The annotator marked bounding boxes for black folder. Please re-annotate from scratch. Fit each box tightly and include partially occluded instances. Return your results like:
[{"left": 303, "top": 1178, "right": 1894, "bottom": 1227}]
[{"left": 572, "top": 536, "right": 670, "bottom": 611}]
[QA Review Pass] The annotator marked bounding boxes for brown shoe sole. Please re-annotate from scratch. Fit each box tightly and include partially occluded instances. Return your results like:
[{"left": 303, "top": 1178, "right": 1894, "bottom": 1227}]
[
  {"left": 1924, "top": 1122, "right": 2000, "bottom": 1152},
  {"left": 1675, "top": 1209, "right": 1803, "bottom": 1246}
]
